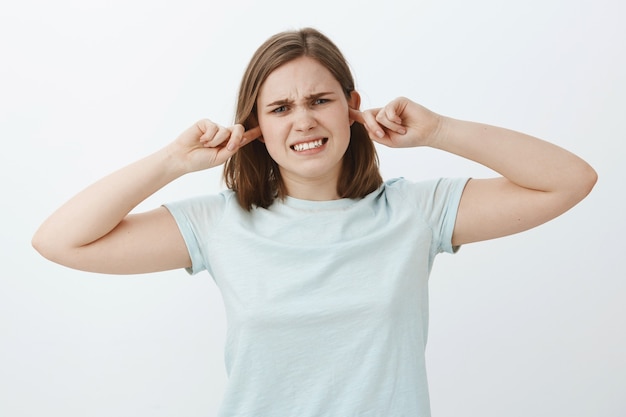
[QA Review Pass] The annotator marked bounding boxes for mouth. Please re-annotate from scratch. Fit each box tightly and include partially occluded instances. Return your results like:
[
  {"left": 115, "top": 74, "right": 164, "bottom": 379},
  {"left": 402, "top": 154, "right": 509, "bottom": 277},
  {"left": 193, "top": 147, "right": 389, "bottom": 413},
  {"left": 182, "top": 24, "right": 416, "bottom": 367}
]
[{"left": 290, "top": 138, "right": 328, "bottom": 152}]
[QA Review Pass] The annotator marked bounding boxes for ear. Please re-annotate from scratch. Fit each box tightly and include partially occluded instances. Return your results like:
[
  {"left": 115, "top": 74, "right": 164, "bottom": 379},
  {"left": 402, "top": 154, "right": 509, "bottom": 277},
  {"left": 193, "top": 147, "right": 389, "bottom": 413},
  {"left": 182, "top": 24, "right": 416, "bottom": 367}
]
[{"left": 348, "top": 91, "right": 361, "bottom": 126}]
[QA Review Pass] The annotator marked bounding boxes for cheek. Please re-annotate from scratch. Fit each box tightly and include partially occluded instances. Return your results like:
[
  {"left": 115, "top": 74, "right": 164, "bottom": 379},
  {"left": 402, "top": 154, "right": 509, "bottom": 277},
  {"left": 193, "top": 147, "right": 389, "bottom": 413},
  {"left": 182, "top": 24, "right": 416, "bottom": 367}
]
[
  {"left": 256, "top": 122, "right": 281, "bottom": 156},
  {"left": 258, "top": 118, "right": 289, "bottom": 144},
  {"left": 337, "top": 116, "right": 353, "bottom": 140}
]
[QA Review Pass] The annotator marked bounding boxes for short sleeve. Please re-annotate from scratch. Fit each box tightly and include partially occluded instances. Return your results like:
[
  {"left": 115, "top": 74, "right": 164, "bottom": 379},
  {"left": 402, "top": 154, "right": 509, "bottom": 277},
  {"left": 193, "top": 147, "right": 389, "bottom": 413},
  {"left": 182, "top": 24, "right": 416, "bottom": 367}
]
[
  {"left": 428, "top": 177, "right": 470, "bottom": 254},
  {"left": 163, "top": 191, "right": 230, "bottom": 275},
  {"left": 388, "top": 177, "right": 469, "bottom": 256}
]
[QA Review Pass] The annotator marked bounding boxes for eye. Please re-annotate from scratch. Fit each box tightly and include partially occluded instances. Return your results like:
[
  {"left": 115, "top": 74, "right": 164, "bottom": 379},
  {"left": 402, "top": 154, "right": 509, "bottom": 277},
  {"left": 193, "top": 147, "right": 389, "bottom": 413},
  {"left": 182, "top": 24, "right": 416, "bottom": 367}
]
[
  {"left": 313, "top": 98, "right": 329, "bottom": 105},
  {"left": 272, "top": 105, "right": 288, "bottom": 114}
]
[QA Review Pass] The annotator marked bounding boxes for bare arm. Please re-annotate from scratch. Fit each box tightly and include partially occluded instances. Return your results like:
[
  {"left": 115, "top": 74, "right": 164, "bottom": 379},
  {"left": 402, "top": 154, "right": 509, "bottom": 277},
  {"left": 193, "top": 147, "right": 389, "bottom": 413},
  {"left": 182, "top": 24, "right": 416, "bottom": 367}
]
[
  {"left": 353, "top": 97, "right": 597, "bottom": 245},
  {"left": 433, "top": 117, "right": 597, "bottom": 245},
  {"left": 32, "top": 121, "right": 261, "bottom": 274}
]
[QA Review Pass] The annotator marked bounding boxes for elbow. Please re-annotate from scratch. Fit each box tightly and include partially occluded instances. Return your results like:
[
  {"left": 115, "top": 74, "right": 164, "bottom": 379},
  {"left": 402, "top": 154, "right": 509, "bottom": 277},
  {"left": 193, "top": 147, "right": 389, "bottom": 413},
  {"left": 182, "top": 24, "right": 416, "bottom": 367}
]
[
  {"left": 566, "top": 161, "right": 598, "bottom": 206},
  {"left": 31, "top": 229, "right": 54, "bottom": 262},
  {"left": 578, "top": 162, "right": 598, "bottom": 199},
  {"left": 32, "top": 227, "right": 66, "bottom": 265}
]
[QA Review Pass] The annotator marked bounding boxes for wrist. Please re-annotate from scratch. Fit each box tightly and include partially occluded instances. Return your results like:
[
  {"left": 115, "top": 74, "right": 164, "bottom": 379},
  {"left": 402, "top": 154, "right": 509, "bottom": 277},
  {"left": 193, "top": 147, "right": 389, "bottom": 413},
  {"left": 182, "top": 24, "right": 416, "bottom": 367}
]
[
  {"left": 158, "top": 143, "right": 190, "bottom": 179},
  {"left": 424, "top": 113, "right": 449, "bottom": 149}
]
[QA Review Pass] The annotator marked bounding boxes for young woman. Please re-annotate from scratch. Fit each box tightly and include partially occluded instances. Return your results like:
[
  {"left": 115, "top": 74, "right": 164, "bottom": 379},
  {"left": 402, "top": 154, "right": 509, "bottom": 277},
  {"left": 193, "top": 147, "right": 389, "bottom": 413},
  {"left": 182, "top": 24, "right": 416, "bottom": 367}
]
[{"left": 32, "top": 28, "right": 597, "bottom": 416}]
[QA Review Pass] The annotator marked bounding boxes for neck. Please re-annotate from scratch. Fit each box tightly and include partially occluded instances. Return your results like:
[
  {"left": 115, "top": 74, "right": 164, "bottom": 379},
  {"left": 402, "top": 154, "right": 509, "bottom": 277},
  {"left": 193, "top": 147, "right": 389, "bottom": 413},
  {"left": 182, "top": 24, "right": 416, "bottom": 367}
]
[{"left": 281, "top": 174, "right": 341, "bottom": 201}]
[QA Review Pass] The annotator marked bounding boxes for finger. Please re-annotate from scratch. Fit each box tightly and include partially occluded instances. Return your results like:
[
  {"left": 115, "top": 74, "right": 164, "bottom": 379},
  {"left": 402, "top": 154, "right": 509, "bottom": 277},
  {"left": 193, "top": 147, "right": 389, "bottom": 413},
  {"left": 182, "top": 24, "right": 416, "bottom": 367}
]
[
  {"left": 243, "top": 126, "right": 262, "bottom": 142},
  {"left": 210, "top": 125, "right": 233, "bottom": 147},
  {"left": 212, "top": 142, "right": 240, "bottom": 166},
  {"left": 198, "top": 120, "right": 219, "bottom": 142},
  {"left": 226, "top": 124, "right": 245, "bottom": 151},
  {"left": 383, "top": 99, "right": 408, "bottom": 134},
  {"left": 360, "top": 109, "right": 386, "bottom": 139},
  {"left": 384, "top": 102, "right": 403, "bottom": 124},
  {"left": 227, "top": 125, "right": 262, "bottom": 151},
  {"left": 348, "top": 108, "right": 366, "bottom": 125},
  {"left": 376, "top": 106, "right": 406, "bottom": 135}
]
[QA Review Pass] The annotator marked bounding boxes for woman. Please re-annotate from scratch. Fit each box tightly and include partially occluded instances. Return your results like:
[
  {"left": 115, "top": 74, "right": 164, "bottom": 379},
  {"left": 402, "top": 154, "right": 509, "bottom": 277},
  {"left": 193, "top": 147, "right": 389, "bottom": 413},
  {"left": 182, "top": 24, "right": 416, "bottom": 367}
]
[{"left": 32, "top": 28, "right": 597, "bottom": 416}]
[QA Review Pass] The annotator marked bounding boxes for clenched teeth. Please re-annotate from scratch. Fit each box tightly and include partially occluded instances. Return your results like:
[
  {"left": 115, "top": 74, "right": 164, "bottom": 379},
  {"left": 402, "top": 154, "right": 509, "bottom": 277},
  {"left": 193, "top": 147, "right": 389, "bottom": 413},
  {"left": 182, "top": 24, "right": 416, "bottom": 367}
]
[{"left": 292, "top": 138, "right": 326, "bottom": 152}]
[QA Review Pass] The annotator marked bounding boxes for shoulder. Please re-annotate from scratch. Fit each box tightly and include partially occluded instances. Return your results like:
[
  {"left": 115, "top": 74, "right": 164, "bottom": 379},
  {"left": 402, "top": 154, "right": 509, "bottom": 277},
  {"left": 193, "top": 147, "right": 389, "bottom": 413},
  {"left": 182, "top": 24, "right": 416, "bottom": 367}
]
[
  {"left": 163, "top": 189, "right": 242, "bottom": 223},
  {"left": 380, "top": 177, "right": 468, "bottom": 202}
]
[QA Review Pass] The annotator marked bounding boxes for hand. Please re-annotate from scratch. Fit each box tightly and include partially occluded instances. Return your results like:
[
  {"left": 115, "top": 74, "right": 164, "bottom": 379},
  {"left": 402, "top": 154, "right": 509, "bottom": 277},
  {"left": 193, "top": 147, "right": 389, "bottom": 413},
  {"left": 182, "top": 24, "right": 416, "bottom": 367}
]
[
  {"left": 169, "top": 119, "right": 261, "bottom": 173},
  {"left": 349, "top": 97, "right": 442, "bottom": 148}
]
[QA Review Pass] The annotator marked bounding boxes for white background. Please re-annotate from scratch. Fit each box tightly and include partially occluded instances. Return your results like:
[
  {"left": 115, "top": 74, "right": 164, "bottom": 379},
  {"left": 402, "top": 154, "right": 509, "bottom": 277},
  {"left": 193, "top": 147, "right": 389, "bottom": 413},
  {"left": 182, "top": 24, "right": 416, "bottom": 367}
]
[{"left": 1, "top": 0, "right": 624, "bottom": 416}]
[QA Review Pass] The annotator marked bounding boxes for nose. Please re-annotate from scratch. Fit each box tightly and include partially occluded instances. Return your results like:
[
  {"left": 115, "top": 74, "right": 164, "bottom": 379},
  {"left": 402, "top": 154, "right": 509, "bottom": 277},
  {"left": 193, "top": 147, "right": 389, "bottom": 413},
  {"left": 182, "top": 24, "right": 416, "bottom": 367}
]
[{"left": 293, "top": 107, "right": 317, "bottom": 132}]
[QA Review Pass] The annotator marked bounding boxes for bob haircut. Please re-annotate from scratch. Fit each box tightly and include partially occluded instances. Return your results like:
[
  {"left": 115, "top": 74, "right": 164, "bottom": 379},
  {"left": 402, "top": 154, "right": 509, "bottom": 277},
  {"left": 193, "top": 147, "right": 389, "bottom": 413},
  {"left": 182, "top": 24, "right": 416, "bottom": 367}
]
[{"left": 224, "top": 27, "right": 383, "bottom": 210}]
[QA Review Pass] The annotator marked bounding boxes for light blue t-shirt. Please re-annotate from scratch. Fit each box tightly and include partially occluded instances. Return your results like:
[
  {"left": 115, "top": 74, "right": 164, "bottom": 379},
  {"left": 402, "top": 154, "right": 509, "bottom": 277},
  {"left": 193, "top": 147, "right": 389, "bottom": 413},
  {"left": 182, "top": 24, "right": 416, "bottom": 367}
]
[{"left": 165, "top": 177, "right": 468, "bottom": 417}]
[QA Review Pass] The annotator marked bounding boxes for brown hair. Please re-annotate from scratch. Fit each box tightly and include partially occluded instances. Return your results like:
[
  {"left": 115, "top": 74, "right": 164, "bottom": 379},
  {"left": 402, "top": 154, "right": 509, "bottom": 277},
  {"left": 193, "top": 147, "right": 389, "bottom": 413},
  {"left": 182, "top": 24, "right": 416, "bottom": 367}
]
[{"left": 224, "top": 27, "right": 382, "bottom": 210}]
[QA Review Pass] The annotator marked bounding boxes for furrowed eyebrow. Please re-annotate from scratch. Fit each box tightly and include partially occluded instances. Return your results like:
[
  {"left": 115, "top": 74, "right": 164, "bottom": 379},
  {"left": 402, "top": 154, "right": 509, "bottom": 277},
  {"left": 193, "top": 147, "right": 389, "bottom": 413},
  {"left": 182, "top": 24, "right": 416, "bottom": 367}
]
[
  {"left": 265, "top": 92, "right": 335, "bottom": 108},
  {"left": 265, "top": 99, "right": 290, "bottom": 108}
]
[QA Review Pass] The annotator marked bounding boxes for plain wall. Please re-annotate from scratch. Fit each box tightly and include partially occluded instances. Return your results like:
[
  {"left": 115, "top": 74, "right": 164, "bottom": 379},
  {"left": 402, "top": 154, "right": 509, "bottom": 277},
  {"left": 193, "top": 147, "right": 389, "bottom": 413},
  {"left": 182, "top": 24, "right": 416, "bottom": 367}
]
[{"left": 1, "top": 0, "right": 624, "bottom": 416}]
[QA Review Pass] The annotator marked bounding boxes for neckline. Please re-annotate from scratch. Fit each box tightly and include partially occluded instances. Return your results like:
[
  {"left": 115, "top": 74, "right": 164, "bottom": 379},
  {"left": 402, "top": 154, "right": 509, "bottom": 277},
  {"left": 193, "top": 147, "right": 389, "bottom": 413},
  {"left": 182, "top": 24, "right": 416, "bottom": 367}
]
[{"left": 281, "top": 195, "right": 357, "bottom": 211}]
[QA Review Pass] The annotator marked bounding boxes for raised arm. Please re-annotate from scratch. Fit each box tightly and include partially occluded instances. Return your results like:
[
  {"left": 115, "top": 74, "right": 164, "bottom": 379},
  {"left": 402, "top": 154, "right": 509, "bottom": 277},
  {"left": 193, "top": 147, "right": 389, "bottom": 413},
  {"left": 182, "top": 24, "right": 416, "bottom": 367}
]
[
  {"left": 353, "top": 97, "right": 597, "bottom": 245},
  {"left": 32, "top": 121, "right": 261, "bottom": 274}
]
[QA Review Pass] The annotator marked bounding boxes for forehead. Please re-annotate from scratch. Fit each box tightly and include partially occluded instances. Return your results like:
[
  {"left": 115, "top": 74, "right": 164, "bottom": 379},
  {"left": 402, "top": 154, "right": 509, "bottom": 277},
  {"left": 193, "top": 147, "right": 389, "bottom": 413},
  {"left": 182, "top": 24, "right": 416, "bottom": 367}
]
[{"left": 258, "top": 56, "right": 343, "bottom": 103}]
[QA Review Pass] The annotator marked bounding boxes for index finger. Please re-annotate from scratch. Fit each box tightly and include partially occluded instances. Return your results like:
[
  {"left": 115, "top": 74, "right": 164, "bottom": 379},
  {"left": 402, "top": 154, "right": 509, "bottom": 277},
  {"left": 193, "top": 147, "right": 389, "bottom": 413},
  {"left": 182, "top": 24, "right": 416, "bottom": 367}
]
[
  {"left": 353, "top": 107, "right": 386, "bottom": 139},
  {"left": 227, "top": 125, "right": 262, "bottom": 151},
  {"left": 243, "top": 126, "right": 262, "bottom": 142},
  {"left": 349, "top": 108, "right": 366, "bottom": 125}
]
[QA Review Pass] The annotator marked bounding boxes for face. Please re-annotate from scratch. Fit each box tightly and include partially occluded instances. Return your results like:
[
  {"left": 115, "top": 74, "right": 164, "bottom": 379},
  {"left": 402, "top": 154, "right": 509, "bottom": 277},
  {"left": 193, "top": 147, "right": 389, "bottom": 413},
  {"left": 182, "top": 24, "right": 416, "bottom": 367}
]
[{"left": 256, "top": 56, "right": 359, "bottom": 198}]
